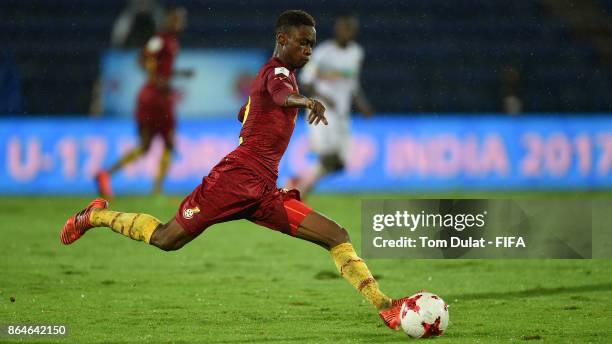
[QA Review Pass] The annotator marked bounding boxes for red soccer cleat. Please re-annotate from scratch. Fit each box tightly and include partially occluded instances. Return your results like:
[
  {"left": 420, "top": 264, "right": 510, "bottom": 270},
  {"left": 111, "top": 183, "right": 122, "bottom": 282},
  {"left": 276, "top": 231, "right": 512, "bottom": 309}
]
[
  {"left": 95, "top": 171, "right": 113, "bottom": 199},
  {"left": 378, "top": 297, "right": 412, "bottom": 330},
  {"left": 60, "top": 198, "right": 108, "bottom": 245}
]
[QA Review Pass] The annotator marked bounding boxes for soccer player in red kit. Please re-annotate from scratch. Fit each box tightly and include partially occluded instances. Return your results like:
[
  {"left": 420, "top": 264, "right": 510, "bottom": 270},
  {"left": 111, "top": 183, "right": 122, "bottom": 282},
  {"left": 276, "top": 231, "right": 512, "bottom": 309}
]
[
  {"left": 61, "top": 10, "right": 408, "bottom": 331},
  {"left": 96, "top": 7, "right": 192, "bottom": 198}
]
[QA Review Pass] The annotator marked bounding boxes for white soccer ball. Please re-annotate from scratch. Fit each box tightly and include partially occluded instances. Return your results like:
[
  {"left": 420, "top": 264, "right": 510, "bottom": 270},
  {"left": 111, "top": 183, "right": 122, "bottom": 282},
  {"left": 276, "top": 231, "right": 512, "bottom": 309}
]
[{"left": 399, "top": 291, "right": 449, "bottom": 338}]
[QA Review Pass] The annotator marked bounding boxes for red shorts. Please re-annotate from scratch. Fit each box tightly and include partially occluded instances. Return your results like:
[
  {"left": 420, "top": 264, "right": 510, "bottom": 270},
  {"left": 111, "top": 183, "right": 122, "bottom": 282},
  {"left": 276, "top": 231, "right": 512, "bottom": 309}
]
[
  {"left": 175, "top": 153, "right": 313, "bottom": 237},
  {"left": 135, "top": 84, "right": 175, "bottom": 144}
]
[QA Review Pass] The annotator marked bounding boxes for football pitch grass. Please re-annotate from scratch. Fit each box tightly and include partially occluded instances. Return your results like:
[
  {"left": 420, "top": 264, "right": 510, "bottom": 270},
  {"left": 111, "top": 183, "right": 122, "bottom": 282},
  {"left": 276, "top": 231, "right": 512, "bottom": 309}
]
[{"left": 1, "top": 195, "right": 611, "bottom": 343}]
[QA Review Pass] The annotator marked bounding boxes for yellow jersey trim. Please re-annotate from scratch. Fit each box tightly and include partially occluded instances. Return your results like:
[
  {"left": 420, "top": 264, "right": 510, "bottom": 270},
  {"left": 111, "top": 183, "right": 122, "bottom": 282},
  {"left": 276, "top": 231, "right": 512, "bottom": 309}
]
[{"left": 239, "top": 96, "right": 251, "bottom": 144}]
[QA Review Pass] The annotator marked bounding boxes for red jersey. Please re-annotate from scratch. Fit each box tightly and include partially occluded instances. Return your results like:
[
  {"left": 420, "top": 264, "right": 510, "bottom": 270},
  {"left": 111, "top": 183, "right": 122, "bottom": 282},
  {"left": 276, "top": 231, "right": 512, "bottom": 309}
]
[
  {"left": 143, "top": 31, "right": 179, "bottom": 83},
  {"left": 175, "top": 56, "right": 312, "bottom": 237},
  {"left": 234, "top": 57, "right": 299, "bottom": 180}
]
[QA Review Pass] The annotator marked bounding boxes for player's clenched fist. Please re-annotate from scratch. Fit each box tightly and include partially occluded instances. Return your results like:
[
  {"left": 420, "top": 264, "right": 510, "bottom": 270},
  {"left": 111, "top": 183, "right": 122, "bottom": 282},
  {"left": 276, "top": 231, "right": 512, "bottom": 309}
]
[{"left": 307, "top": 98, "right": 328, "bottom": 125}]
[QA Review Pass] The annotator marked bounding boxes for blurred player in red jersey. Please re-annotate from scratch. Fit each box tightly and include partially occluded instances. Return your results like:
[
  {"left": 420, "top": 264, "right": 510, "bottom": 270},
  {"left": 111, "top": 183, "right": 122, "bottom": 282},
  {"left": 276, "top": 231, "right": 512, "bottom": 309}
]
[
  {"left": 62, "top": 10, "right": 408, "bottom": 331},
  {"left": 96, "top": 7, "right": 192, "bottom": 198}
]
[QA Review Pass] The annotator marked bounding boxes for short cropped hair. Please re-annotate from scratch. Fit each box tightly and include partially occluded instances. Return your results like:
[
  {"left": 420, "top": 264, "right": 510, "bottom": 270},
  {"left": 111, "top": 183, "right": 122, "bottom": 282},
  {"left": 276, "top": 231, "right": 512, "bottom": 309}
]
[
  {"left": 334, "top": 11, "right": 358, "bottom": 20},
  {"left": 276, "top": 10, "right": 316, "bottom": 32},
  {"left": 166, "top": 6, "right": 186, "bottom": 15}
]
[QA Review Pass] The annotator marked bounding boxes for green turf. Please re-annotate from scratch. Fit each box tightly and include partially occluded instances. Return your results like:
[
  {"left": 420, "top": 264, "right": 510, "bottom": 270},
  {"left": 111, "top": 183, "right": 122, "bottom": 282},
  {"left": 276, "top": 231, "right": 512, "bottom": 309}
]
[{"left": 0, "top": 195, "right": 611, "bottom": 343}]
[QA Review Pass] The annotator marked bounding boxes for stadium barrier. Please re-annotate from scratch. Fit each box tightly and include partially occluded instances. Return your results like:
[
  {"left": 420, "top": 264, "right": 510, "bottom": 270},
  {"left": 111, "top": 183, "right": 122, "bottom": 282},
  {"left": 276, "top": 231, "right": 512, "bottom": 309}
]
[{"left": 2, "top": 115, "right": 612, "bottom": 194}]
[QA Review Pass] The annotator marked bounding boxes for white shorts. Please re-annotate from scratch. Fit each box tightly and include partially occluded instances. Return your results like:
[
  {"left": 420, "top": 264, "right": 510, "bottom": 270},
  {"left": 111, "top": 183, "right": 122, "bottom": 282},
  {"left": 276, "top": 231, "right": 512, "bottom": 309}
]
[{"left": 308, "top": 108, "right": 351, "bottom": 162}]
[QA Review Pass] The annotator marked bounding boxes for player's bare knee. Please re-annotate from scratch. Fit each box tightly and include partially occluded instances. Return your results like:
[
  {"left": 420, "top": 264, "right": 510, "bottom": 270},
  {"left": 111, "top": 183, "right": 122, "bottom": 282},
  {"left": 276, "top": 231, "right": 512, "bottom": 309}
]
[
  {"left": 334, "top": 227, "right": 350, "bottom": 246},
  {"left": 150, "top": 226, "right": 182, "bottom": 251},
  {"left": 150, "top": 233, "right": 168, "bottom": 251},
  {"left": 168, "top": 238, "right": 187, "bottom": 251},
  {"left": 324, "top": 225, "right": 350, "bottom": 249},
  {"left": 154, "top": 237, "right": 182, "bottom": 251}
]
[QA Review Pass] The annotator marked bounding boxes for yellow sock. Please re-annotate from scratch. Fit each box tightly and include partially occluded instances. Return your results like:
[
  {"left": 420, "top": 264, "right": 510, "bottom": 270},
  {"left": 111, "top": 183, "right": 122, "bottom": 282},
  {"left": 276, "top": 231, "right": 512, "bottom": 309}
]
[
  {"left": 330, "top": 243, "right": 391, "bottom": 310},
  {"left": 90, "top": 209, "right": 160, "bottom": 244},
  {"left": 109, "top": 147, "right": 144, "bottom": 174},
  {"left": 154, "top": 148, "right": 172, "bottom": 194}
]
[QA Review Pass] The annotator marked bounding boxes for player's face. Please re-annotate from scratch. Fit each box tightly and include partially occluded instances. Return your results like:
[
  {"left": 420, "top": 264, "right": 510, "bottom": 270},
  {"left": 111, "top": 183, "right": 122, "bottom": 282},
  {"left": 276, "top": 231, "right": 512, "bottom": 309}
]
[
  {"left": 335, "top": 17, "right": 358, "bottom": 45},
  {"left": 284, "top": 25, "right": 316, "bottom": 69},
  {"left": 167, "top": 9, "right": 187, "bottom": 33}
]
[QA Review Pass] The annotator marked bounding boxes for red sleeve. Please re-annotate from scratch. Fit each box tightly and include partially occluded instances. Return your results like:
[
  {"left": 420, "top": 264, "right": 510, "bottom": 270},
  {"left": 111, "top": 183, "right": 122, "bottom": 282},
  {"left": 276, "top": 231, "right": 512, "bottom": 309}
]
[{"left": 266, "top": 69, "right": 294, "bottom": 106}]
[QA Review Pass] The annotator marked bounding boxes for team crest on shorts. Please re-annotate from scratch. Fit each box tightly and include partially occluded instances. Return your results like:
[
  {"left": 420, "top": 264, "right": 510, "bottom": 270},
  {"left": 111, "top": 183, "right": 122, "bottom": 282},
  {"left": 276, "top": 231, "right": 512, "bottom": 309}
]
[{"left": 183, "top": 206, "right": 200, "bottom": 219}]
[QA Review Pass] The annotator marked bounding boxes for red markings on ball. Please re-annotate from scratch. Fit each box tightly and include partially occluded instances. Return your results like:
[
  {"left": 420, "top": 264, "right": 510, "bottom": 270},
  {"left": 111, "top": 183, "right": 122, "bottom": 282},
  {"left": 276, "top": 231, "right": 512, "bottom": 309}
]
[
  {"left": 403, "top": 294, "right": 422, "bottom": 313},
  {"left": 421, "top": 317, "right": 443, "bottom": 338}
]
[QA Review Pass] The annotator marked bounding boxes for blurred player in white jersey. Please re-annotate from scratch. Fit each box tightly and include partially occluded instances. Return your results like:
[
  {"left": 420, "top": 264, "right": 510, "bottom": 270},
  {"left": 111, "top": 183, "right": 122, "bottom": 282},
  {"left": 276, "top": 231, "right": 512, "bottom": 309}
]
[{"left": 289, "top": 12, "right": 374, "bottom": 197}]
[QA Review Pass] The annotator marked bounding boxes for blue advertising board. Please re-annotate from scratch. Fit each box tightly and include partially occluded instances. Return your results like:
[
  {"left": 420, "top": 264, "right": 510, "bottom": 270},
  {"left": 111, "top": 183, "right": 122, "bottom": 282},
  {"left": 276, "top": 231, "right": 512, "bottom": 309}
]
[
  {"left": 2, "top": 116, "right": 612, "bottom": 194},
  {"left": 100, "top": 49, "right": 266, "bottom": 118}
]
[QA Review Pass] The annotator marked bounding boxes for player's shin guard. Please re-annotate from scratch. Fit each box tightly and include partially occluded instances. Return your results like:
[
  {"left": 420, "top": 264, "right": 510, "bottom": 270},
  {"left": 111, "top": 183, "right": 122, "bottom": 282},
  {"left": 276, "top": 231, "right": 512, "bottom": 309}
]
[
  {"left": 330, "top": 242, "right": 391, "bottom": 310},
  {"left": 90, "top": 209, "right": 160, "bottom": 244}
]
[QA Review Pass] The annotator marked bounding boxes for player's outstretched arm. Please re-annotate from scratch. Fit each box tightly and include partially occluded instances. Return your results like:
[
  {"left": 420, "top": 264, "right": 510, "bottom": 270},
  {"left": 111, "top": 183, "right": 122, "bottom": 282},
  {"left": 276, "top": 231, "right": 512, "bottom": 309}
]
[
  {"left": 284, "top": 94, "right": 328, "bottom": 125},
  {"left": 266, "top": 68, "right": 327, "bottom": 125},
  {"left": 301, "top": 83, "right": 336, "bottom": 110}
]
